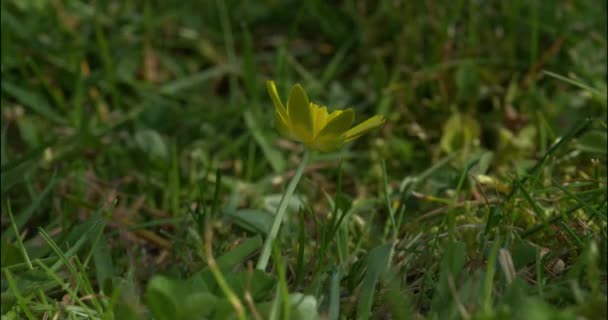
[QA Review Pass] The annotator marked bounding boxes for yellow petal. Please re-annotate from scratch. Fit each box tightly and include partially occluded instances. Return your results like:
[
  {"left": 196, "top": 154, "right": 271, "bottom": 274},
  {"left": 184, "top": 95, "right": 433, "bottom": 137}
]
[
  {"left": 327, "top": 109, "right": 345, "bottom": 122},
  {"left": 274, "top": 112, "right": 292, "bottom": 139},
  {"left": 310, "top": 136, "right": 345, "bottom": 152},
  {"left": 266, "top": 80, "right": 289, "bottom": 125},
  {"left": 287, "top": 84, "right": 313, "bottom": 143},
  {"left": 309, "top": 103, "right": 329, "bottom": 136},
  {"left": 317, "top": 108, "right": 354, "bottom": 139},
  {"left": 343, "top": 115, "right": 385, "bottom": 142}
]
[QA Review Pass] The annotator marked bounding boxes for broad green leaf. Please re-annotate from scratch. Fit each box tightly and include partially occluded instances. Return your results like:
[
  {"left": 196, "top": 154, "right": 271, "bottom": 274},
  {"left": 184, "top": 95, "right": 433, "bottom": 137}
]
[
  {"left": 264, "top": 194, "right": 305, "bottom": 218},
  {"left": 224, "top": 270, "right": 275, "bottom": 301},
  {"left": 134, "top": 129, "right": 168, "bottom": 161},
  {"left": 145, "top": 276, "right": 180, "bottom": 320},
  {"left": 194, "top": 268, "right": 275, "bottom": 302},
  {"left": 216, "top": 236, "right": 262, "bottom": 270},
  {"left": 257, "top": 292, "right": 321, "bottom": 320},
  {"left": 226, "top": 209, "right": 274, "bottom": 236},
  {"left": 289, "top": 293, "right": 320, "bottom": 320},
  {"left": 113, "top": 301, "right": 140, "bottom": 320},
  {"left": 145, "top": 275, "right": 218, "bottom": 320}
]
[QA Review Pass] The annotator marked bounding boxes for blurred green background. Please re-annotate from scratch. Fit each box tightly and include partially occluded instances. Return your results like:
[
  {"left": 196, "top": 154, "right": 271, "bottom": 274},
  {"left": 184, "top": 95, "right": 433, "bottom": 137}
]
[{"left": 1, "top": 0, "right": 606, "bottom": 319}]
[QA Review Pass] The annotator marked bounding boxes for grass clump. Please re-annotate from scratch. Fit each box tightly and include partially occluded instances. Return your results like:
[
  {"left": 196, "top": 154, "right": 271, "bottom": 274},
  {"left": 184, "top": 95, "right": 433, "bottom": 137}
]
[{"left": 1, "top": 1, "right": 606, "bottom": 319}]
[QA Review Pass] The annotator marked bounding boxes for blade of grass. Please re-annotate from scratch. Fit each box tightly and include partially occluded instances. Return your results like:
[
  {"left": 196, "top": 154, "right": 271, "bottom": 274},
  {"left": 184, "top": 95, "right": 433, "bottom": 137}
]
[
  {"left": 272, "top": 244, "right": 291, "bottom": 320},
  {"left": 2, "top": 173, "right": 56, "bottom": 241},
  {"left": 169, "top": 142, "right": 181, "bottom": 217},
  {"left": 483, "top": 238, "right": 501, "bottom": 315},
  {"left": 242, "top": 24, "right": 258, "bottom": 103},
  {"left": 159, "top": 65, "right": 236, "bottom": 95},
  {"left": 35, "top": 260, "right": 98, "bottom": 319},
  {"left": 543, "top": 70, "right": 606, "bottom": 98},
  {"left": 505, "top": 118, "right": 593, "bottom": 201},
  {"left": 243, "top": 111, "right": 286, "bottom": 173},
  {"left": 1, "top": 81, "right": 67, "bottom": 125},
  {"left": 216, "top": 236, "right": 262, "bottom": 270},
  {"left": 552, "top": 179, "right": 606, "bottom": 221},
  {"left": 356, "top": 243, "right": 394, "bottom": 320},
  {"left": 257, "top": 151, "right": 309, "bottom": 270},
  {"left": 381, "top": 159, "right": 398, "bottom": 240},
  {"left": 6, "top": 200, "right": 49, "bottom": 306},
  {"left": 319, "top": 37, "right": 354, "bottom": 89},
  {"left": 3, "top": 269, "right": 36, "bottom": 320},
  {"left": 294, "top": 207, "right": 306, "bottom": 288},
  {"left": 328, "top": 268, "right": 341, "bottom": 320},
  {"left": 95, "top": 17, "right": 119, "bottom": 109},
  {"left": 216, "top": 0, "right": 238, "bottom": 103},
  {"left": 521, "top": 203, "right": 585, "bottom": 238},
  {"left": 203, "top": 225, "right": 246, "bottom": 320},
  {"left": 211, "top": 167, "right": 222, "bottom": 218},
  {"left": 397, "top": 153, "right": 455, "bottom": 214}
]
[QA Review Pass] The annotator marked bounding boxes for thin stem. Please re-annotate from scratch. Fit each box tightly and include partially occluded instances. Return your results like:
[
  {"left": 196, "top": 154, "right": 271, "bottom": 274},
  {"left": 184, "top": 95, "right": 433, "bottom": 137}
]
[
  {"left": 256, "top": 151, "right": 309, "bottom": 270},
  {"left": 381, "top": 160, "right": 397, "bottom": 240},
  {"left": 205, "top": 225, "right": 246, "bottom": 320}
]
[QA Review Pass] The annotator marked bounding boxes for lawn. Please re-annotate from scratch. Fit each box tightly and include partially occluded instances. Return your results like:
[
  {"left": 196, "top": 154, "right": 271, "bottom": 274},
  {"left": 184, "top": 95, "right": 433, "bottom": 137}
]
[{"left": 1, "top": 1, "right": 607, "bottom": 319}]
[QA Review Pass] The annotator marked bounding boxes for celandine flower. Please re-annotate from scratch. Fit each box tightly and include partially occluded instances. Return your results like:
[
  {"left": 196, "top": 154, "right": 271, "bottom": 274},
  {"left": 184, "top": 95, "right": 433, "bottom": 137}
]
[{"left": 267, "top": 80, "right": 386, "bottom": 152}]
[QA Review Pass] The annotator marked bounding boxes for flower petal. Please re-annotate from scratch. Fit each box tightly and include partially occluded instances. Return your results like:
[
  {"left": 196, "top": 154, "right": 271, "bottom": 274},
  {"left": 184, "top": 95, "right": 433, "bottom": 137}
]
[
  {"left": 266, "top": 80, "right": 289, "bottom": 124},
  {"left": 310, "top": 136, "right": 345, "bottom": 152},
  {"left": 317, "top": 109, "right": 355, "bottom": 139},
  {"left": 275, "top": 112, "right": 292, "bottom": 139},
  {"left": 287, "top": 84, "right": 313, "bottom": 143},
  {"left": 309, "top": 103, "right": 329, "bottom": 136},
  {"left": 343, "top": 115, "right": 385, "bottom": 142},
  {"left": 327, "top": 109, "right": 345, "bottom": 122}
]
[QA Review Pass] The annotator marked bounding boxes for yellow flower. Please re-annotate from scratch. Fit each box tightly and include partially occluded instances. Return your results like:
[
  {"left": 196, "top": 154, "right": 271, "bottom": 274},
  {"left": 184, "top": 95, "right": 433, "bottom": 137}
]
[{"left": 266, "top": 80, "right": 386, "bottom": 152}]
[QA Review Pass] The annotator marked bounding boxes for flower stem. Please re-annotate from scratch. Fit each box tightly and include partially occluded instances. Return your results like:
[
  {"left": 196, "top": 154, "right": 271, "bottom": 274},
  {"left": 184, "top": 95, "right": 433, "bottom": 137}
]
[{"left": 256, "top": 151, "right": 309, "bottom": 271}]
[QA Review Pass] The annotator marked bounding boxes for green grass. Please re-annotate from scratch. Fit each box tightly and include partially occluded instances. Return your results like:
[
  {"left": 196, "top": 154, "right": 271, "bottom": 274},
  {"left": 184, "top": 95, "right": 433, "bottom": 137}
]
[{"left": 1, "top": 0, "right": 607, "bottom": 319}]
